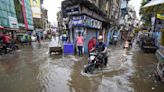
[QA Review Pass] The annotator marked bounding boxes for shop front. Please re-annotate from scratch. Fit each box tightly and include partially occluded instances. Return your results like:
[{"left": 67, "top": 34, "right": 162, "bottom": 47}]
[{"left": 69, "top": 15, "right": 102, "bottom": 54}]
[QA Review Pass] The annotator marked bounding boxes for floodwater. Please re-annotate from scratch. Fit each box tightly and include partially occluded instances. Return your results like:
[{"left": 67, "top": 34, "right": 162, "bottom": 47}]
[{"left": 0, "top": 41, "right": 163, "bottom": 92}]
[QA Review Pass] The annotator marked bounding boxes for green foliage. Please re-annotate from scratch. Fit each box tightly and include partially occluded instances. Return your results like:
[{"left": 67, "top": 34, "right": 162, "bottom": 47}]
[
  {"left": 134, "top": 28, "right": 140, "bottom": 33},
  {"left": 63, "top": 29, "right": 67, "bottom": 34}
]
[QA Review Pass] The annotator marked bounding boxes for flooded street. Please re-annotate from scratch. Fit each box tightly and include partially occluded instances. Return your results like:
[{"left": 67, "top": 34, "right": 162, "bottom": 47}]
[{"left": 0, "top": 41, "right": 163, "bottom": 92}]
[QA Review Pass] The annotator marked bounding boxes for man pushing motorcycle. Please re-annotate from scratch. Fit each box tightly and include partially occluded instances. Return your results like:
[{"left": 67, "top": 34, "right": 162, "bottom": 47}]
[{"left": 90, "top": 35, "right": 108, "bottom": 66}]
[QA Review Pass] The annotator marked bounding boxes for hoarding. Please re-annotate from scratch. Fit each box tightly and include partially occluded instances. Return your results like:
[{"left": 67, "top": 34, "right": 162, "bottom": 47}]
[
  {"left": 30, "top": 0, "right": 41, "bottom": 18},
  {"left": 70, "top": 15, "right": 102, "bottom": 29},
  {"left": 8, "top": 16, "right": 18, "bottom": 28}
]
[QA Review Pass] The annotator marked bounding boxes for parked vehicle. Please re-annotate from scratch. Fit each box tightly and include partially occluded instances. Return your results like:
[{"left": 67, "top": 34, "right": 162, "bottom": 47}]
[
  {"left": 84, "top": 52, "right": 108, "bottom": 73},
  {"left": 0, "top": 42, "right": 19, "bottom": 55},
  {"left": 139, "top": 32, "right": 157, "bottom": 53},
  {"left": 110, "top": 35, "right": 118, "bottom": 45}
]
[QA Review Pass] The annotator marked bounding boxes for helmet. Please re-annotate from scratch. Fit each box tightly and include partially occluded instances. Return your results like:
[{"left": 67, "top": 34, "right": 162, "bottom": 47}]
[{"left": 98, "top": 35, "right": 103, "bottom": 40}]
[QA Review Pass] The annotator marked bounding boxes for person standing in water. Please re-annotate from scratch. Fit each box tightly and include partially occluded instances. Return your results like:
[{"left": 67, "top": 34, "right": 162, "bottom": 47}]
[{"left": 76, "top": 32, "right": 84, "bottom": 56}]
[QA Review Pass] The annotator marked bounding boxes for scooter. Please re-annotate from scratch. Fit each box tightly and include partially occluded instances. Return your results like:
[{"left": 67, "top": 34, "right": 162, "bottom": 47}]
[
  {"left": 84, "top": 52, "right": 108, "bottom": 73},
  {"left": 0, "top": 43, "right": 19, "bottom": 55}
]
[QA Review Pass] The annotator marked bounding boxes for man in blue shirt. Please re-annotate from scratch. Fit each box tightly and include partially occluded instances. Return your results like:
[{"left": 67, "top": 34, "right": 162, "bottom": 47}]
[{"left": 91, "top": 35, "right": 108, "bottom": 66}]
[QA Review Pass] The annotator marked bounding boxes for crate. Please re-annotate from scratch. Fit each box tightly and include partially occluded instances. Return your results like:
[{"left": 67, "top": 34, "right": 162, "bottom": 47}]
[{"left": 63, "top": 43, "right": 74, "bottom": 54}]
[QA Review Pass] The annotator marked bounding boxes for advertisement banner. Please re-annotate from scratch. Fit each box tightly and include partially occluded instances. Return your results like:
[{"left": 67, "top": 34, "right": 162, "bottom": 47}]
[
  {"left": 30, "top": 0, "right": 41, "bottom": 18},
  {"left": 70, "top": 15, "right": 102, "bottom": 29},
  {"left": 8, "top": 16, "right": 18, "bottom": 28}
]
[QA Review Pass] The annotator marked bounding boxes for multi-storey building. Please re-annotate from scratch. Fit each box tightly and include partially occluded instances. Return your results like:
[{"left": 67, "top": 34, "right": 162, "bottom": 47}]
[
  {"left": 57, "top": 10, "right": 63, "bottom": 34},
  {"left": 24, "top": 0, "right": 34, "bottom": 30},
  {"left": 62, "top": 0, "right": 112, "bottom": 53},
  {"left": 31, "top": 0, "right": 45, "bottom": 37},
  {"left": 61, "top": 0, "right": 132, "bottom": 52},
  {"left": 42, "top": 8, "right": 48, "bottom": 32},
  {"left": 0, "top": 0, "right": 18, "bottom": 37},
  {"left": 14, "top": 0, "right": 34, "bottom": 34}
]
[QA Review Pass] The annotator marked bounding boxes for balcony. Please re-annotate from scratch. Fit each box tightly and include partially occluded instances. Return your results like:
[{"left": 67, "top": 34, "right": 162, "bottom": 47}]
[{"left": 62, "top": 0, "right": 106, "bottom": 18}]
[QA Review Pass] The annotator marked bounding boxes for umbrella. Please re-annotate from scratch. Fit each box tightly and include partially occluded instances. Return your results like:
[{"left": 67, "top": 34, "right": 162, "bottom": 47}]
[{"left": 143, "top": 0, "right": 164, "bottom": 8}]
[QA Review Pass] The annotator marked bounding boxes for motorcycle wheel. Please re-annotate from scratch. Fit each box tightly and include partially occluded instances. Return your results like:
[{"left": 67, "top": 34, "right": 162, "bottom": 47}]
[
  {"left": 0, "top": 49, "right": 6, "bottom": 55},
  {"left": 84, "top": 65, "right": 95, "bottom": 74}
]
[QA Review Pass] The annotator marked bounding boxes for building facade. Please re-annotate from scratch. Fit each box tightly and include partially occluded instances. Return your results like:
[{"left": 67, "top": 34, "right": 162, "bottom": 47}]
[
  {"left": 14, "top": 0, "right": 34, "bottom": 34},
  {"left": 42, "top": 8, "right": 48, "bottom": 32},
  {"left": 57, "top": 10, "right": 63, "bottom": 34},
  {"left": 62, "top": 0, "right": 112, "bottom": 53},
  {"left": 61, "top": 0, "right": 133, "bottom": 53},
  {"left": 24, "top": 0, "right": 34, "bottom": 30},
  {"left": 0, "top": 0, "right": 18, "bottom": 35}
]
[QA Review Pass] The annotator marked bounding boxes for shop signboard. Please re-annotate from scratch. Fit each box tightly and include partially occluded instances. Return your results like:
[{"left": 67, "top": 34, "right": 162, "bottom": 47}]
[
  {"left": 70, "top": 15, "right": 102, "bottom": 29},
  {"left": 67, "top": 7, "right": 80, "bottom": 15},
  {"left": 8, "top": 16, "right": 18, "bottom": 29},
  {"left": 30, "top": 0, "right": 41, "bottom": 18},
  {"left": 28, "top": 25, "right": 34, "bottom": 30},
  {"left": 84, "top": 15, "right": 102, "bottom": 29},
  {"left": 157, "top": 14, "right": 164, "bottom": 20},
  {"left": 70, "top": 16, "right": 84, "bottom": 26}
]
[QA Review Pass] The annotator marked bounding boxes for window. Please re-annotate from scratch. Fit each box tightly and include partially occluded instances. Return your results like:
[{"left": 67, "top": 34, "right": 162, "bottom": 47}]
[
  {"left": 2, "top": 10, "right": 8, "bottom": 18},
  {"left": 0, "top": 10, "right": 3, "bottom": 17}
]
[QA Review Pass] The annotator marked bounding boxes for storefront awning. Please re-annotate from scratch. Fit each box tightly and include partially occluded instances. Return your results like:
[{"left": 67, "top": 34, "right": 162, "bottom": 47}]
[
  {"left": 0, "top": 26, "right": 4, "bottom": 30},
  {"left": 5, "top": 28, "right": 18, "bottom": 31},
  {"left": 143, "top": 0, "right": 164, "bottom": 8}
]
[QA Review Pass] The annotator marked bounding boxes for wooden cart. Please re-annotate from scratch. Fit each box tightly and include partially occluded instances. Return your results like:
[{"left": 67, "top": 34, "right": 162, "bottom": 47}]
[{"left": 49, "top": 47, "right": 62, "bottom": 54}]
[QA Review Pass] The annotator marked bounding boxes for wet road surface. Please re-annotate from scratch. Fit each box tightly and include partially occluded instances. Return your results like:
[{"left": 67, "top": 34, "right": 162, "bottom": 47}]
[{"left": 0, "top": 41, "right": 163, "bottom": 92}]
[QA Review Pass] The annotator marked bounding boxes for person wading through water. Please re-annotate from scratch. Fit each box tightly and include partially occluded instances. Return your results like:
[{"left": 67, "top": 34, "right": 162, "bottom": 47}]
[{"left": 76, "top": 32, "right": 84, "bottom": 56}]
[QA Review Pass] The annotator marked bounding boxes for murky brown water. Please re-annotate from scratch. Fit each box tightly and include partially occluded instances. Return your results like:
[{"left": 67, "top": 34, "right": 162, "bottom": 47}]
[{"left": 0, "top": 41, "right": 163, "bottom": 92}]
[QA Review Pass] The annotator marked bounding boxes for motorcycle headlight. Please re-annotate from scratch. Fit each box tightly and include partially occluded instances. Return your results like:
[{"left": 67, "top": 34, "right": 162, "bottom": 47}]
[{"left": 90, "top": 56, "right": 95, "bottom": 60}]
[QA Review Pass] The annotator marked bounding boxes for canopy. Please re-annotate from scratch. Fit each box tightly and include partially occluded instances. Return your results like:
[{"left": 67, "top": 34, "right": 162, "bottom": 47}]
[
  {"left": 0, "top": 26, "right": 4, "bottom": 30},
  {"left": 143, "top": 0, "right": 164, "bottom": 8}
]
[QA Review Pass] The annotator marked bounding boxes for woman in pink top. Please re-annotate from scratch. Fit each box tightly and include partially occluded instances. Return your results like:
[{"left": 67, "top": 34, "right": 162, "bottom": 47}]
[{"left": 76, "top": 32, "right": 84, "bottom": 56}]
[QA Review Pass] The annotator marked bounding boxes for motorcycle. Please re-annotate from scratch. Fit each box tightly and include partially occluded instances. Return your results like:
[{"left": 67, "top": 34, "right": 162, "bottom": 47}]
[
  {"left": 110, "top": 35, "right": 118, "bottom": 45},
  {"left": 0, "top": 43, "right": 19, "bottom": 55},
  {"left": 0, "top": 43, "right": 6, "bottom": 55},
  {"left": 7, "top": 43, "right": 19, "bottom": 51},
  {"left": 84, "top": 52, "right": 108, "bottom": 73}
]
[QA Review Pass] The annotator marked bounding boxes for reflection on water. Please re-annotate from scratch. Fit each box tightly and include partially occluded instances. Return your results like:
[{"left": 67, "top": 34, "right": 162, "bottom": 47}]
[{"left": 0, "top": 41, "right": 163, "bottom": 92}]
